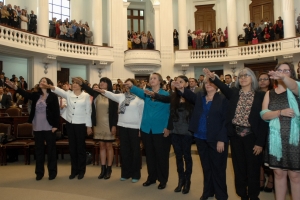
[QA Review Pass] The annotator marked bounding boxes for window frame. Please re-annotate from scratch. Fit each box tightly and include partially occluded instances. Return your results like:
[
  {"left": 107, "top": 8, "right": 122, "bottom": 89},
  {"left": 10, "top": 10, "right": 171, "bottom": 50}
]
[
  {"left": 127, "top": 9, "right": 144, "bottom": 33},
  {"left": 48, "top": 0, "right": 70, "bottom": 21}
]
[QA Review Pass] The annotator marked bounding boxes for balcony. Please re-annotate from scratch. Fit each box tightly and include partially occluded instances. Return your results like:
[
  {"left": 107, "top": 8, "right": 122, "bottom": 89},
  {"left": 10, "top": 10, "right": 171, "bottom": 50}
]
[
  {"left": 175, "top": 37, "right": 300, "bottom": 64},
  {"left": 0, "top": 25, "right": 114, "bottom": 63},
  {"left": 124, "top": 49, "right": 161, "bottom": 73}
]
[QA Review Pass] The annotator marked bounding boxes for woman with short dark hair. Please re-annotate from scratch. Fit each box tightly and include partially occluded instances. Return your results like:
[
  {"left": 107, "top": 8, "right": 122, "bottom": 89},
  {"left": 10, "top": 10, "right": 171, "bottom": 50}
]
[{"left": 6, "top": 77, "right": 60, "bottom": 181}]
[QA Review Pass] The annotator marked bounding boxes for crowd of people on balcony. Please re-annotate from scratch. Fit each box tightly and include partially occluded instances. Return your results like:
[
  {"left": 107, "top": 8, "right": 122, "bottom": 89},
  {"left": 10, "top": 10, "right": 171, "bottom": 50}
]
[
  {"left": 127, "top": 30, "right": 155, "bottom": 50},
  {"left": 0, "top": 2, "right": 37, "bottom": 33},
  {"left": 49, "top": 18, "right": 93, "bottom": 45}
]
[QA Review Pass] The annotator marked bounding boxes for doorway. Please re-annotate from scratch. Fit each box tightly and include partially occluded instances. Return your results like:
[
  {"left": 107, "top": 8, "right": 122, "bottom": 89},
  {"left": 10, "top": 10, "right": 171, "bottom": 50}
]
[
  {"left": 244, "top": 61, "right": 277, "bottom": 78},
  {"left": 57, "top": 68, "right": 70, "bottom": 84},
  {"left": 249, "top": 0, "right": 274, "bottom": 24},
  {"left": 194, "top": 5, "right": 216, "bottom": 32}
]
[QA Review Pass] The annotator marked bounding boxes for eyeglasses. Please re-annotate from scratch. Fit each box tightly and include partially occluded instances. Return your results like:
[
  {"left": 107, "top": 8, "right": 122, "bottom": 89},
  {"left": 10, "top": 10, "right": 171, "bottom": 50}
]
[
  {"left": 259, "top": 78, "right": 269, "bottom": 81},
  {"left": 276, "top": 69, "right": 290, "bottom": 74},
  {"left": 238, "top": 74, "right": 251, "bottom": 79}
]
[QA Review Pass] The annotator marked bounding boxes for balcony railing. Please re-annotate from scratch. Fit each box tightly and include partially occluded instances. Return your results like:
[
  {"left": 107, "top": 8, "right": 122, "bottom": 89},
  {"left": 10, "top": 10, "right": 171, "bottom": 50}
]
[
  {"left": 0, "top": 25, "right": 113, "bottom": 62},
  {"left": 175, "top": 37, "right": 300, "bottom": 64}
]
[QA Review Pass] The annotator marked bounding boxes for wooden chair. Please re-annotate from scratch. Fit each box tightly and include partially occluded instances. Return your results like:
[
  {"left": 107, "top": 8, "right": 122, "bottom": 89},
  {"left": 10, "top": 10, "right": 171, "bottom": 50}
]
[
  {"left": 3, "top": 123, "right": 34, "bottom": 165},
  {"left": 0, "top": 113, "right": 9, "bottom": 117},
  {"left": 6, "top": 107, "right": 22, "bottom": 116},
  {"left": 0, "top": 123, "right": 11, "bottom": 166}
]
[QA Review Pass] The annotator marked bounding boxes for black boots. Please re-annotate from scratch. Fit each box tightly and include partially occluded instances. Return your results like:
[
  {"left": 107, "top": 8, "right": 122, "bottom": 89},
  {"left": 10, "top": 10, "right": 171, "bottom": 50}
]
[
  {"left": 98, "top": 165, "right": 107, "bottom": 179},
  {"left": 174, "top": 179, "right": 185, "bottom": 192},
  {"left": 104, "top": 166, "right": 112, "bottom": 179},
  {"left": 182, "top": 180, "right": 191, "bottom": 194}
]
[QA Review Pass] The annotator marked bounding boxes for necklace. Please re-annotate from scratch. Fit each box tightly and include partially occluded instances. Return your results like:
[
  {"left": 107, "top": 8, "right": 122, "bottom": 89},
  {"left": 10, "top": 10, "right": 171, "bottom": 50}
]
[{"left": 205, "top": 95, "right": 213, "bottom": 104}]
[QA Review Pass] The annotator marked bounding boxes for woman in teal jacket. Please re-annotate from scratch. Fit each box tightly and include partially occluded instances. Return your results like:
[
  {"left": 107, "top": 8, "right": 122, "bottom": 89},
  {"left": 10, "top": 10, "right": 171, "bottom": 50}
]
[{"left": 124, "top": 73, "right": 171, "bottom": 190}]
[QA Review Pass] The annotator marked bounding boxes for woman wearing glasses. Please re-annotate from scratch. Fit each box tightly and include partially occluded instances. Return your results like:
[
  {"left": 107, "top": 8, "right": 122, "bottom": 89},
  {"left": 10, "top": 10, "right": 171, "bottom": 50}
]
[
  {"left": 203, "top": 68, "right": 268, "bottom": 200},
  {"left": 258, "top": 73, "right": 275, "bottom": 192},
  {"left": 261, "top": 63, "right": 300, "bottom": 200}
]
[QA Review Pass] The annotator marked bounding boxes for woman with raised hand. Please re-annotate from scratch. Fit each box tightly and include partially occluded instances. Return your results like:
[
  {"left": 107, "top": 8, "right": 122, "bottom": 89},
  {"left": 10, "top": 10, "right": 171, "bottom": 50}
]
[
  {"left": 172, "top": 75, "right": 228, "bottom": 199},
  {"left": 203, "top": 68, "right": 268, "bottom": 200},
  {"left": 41, "top": 77, "right": 92, "bottom": 180},
  {"left": 6, "top": 78, "right": 60, "bottom": 181},
  {"left": 93, "top": 78, "right": 144, "bottom": 183},
  {"left": 123, "top": 73, "right": 171, "bottom": 190},
  {"left": 72, "top": 77, "right": 118, "bottom": 180},
  {"left": 260, "top": 62, "right": 300, "bottom": 200}
]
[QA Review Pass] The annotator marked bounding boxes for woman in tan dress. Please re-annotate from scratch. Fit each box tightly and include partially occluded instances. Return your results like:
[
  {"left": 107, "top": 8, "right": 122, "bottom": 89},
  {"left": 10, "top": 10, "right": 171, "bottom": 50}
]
[{"left": 74, "top": 77, "right": 118, "bottom": 179}]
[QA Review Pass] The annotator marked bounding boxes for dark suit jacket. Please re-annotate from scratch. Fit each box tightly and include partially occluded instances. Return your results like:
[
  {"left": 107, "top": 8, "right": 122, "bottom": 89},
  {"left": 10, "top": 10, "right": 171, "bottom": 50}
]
[
  {"left": 20, "top": 81, "right": 28, "bottom": 90},
  {"left": 16, "top": 88, "right": 60, "bottom": 128},
  {"left": 180, "top": 88, "right": 228, "bottom": 143},
  {"left": 211, "top": 78, "right": 268, "bottom": 147},
  {"left": 0, "top": 94, "right": 12, "bottom": 108},
  {"left": 0, "top": 79, "right": 5, "bottom": 87},
  {"left": 81, "top": 83, "right": 118, "bottom": 129}
]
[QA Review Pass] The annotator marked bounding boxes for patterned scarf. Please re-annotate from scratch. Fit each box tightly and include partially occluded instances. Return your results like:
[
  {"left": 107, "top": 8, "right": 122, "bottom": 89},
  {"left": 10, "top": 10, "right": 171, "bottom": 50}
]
[{"left": 119, "top": 92, "right": 136, "bottom": 114}]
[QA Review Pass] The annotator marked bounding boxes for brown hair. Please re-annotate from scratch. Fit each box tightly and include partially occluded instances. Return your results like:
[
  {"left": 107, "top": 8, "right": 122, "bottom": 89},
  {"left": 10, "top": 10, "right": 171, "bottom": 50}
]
[
  {"left": 258, "top": 72, "right": 274, "bottom": 91},
  {"left": 124, "top": 78, "right": 137, "bottom": 86},
  {"left": 152, "top": 72, "right": 164, "bottom": 88},
  {"left": 274, "top": 62, "right": 296, "bottom": 86},
  {"left": 72, "top": 77, "right": 85, "bottom": 90}
]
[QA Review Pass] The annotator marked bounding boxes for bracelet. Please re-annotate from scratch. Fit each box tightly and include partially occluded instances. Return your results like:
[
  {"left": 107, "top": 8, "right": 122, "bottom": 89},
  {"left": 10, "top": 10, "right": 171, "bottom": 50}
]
[{"left": 279, "top": 110, "right": 282, "bottom": 117}]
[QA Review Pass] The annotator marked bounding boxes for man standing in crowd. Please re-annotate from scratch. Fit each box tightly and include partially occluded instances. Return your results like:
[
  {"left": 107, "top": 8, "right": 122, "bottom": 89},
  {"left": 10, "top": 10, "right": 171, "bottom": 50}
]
[
  {"left": 19, "top": 77, "right": 28, "bottom": 90},
  {"left": 0, "top": 73, "right": 6, "bottom": 87},
  {"left": 224, "top": 74, "right": 235, "bottom": 88},
  {"left": 49, "top": 17, "right": 56, "bottom": 37},
  {"left": 29, "top": 10, "right": 37, "bottom": 33},
  {"left": 198, "top": 74, "right": 204, "bottom": 90},
  {"left": 297, "top": 13, "right": 300, "bottom": 33},
  {"left": 0, "top": 87, "right": 12, "bottom": 108},
  {"left": 166, "top": 75, "right": 173, "bottom": 84},
  {"left": 189, "top": 78, "right": 201, "bottom": 93},
  {"left": 7, "top": 4, "right": 13, "bottom": 26},
  {"left": 85, "top": 26, "right": 93, "bottom": 44}
]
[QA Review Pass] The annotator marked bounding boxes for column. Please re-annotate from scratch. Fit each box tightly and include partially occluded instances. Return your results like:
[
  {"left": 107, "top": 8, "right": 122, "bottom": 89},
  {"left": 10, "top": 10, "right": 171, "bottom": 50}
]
[
  {"left": 226, "top": 0, "right": 238, "bottom": 47},
  {"left": 37, "top": 0, "right": 49, "bottom": 36},
  {"left": 178, "top": 0, "right": 188, "bottom": 50},
  {"left": 123, "top": 2, "right": 130, "bottom": 51},
  {"left": 92, "top": 0, "right": 103, "bottom": 45},
  {"left": 282, "top": 0, "right": 295, "bottom": 38},
  {"left": 153, "top": 5, "right": 161, "bottom": 51}
]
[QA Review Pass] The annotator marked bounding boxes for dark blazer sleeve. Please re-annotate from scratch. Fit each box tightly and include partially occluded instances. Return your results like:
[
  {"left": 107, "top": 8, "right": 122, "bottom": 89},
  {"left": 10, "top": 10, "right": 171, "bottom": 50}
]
[
  {"left": 254, "top": 92, "right": 268, "bottom": 147},
  {"left": 16, "top": 87, "right": 33, "bottom": 100},
  {"left": 81, "top": 83, "right": 97, "bottom": 97},
  {"left": 49, "top": 93, "right": 60, "bottom": 129},
  {"left": 153, "top": 93, "right": 171, "bottom": 103},
  {"left": 215, "top": 96, "right": 228, "bottom": 142},
  {"left": 167, "top": 106, "right": 173, "bottom": 130},
  {"left": 109, "top": 100, "right": 118, "bottom": 129},
  {"left": 180, "top": 88, "right": 197, "bottom": 105},
  {"left": 210, "top": 77, "right": 234, "bottom": 100}
]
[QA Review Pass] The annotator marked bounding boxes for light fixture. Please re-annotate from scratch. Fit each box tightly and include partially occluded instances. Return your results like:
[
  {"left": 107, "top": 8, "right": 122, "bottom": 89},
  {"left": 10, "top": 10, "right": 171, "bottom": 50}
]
[
  {"left": 44, "top": 64, "right": 49, "bottom": 74},
  {"left": 181, "top": 64, "right": 189, "bottom": 75},
  {"left": 229, "top": 61, "right": 237, "bottom": 76}
]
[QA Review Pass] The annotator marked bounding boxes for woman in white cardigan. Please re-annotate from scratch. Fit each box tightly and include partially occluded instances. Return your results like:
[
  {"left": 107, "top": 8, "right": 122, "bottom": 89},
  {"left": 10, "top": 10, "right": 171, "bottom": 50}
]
[
  {"left": 94, "top": 78, "right": 144, "bottom": 183},
  {"left": 42, "top": 77, "right": 92, "bottom": 180}
]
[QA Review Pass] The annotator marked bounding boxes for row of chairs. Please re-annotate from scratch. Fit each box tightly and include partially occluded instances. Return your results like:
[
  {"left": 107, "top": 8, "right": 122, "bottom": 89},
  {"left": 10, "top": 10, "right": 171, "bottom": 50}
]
[{"left": 0, "top": 122, "right": 144, "bottom": 168}]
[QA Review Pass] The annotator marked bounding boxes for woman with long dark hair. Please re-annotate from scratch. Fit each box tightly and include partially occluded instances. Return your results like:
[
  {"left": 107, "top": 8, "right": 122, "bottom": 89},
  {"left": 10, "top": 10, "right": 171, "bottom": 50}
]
[
  {"left": 72, "top": 77, "right": 118, "bottom": 180},
  {"left": 6, "top": 77, "right": 60, "bottom": 181},
  {"left": 93, "top": 78, "right": 144, "bottom": 183}
]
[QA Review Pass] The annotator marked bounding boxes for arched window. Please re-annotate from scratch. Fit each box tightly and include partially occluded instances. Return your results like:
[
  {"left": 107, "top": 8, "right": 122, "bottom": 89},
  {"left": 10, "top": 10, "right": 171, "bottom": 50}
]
[{"left": 48, "top": 0, "right": 70, "bottom": 21}]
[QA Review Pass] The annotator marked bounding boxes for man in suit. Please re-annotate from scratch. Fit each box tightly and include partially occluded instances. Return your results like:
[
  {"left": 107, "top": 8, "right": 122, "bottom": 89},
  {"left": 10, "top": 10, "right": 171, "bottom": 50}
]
[
  {"left": 189, "top": 78, "right": 202, "bottom": 93},
  {"left": 225, "top": 74, "right": 235, "bottom": 88},
  {"left": 249, "top": 19, "right": 255, "bottom": 29},
  {"left": 76, "top": 24, "right": 85, "bottom": 43},
  {"left": 19, "top": 77, "right": 28, "bottom": 90},
  {"left": 0, "top": 73, "right": 6, "bottom": 87},
  {"left": 198, "top": 75, "right": 205, "bottom": 90},
  {"left": 29, "top": 10, "right": 37, "bottom": 33},
  {"left": 0, "top": 87, "right": 12, "bottom": 108}
]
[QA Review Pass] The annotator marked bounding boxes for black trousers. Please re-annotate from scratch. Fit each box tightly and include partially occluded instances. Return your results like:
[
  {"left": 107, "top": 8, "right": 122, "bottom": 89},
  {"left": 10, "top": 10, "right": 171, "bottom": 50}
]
[
  {"left": 196, "top": 139, "right": 228, "bottom": 200},
  {"left": 141, "top": 131, "right": 171, "bottom": 184},
  {"left": 34, "top": 130, "right": 57, "bottom": 177},
  {"left": 119, "top": 126, "right": 141, "bottom": 179},
  {"left": 171, "top": 134, "right": 193, "bottom": 181},
  {"left": 230, "top": 133, "right": 262, "bottom": 200},
  {"left": 66, "top": 122, "right": 86, "bottom": 175}
]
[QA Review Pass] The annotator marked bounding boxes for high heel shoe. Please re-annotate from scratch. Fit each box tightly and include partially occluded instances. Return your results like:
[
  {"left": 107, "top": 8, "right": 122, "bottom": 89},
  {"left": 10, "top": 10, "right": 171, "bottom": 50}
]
[
  {"left": 264, "top": 181, "right": 274, "bottom": 193},
  {"left": 260, "top": 178, "right": 266, "bottom": 191}
]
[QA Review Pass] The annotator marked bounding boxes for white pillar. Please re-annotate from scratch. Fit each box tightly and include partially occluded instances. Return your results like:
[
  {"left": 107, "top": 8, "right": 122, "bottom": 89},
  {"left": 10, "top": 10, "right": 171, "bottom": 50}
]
[
  {"left": 153, "top": 5, "right": 161, "bottom": 51},
  {"left": 123, "top": 2, "right": 130, "bottom": 51},
  {"left": 92, "top": 0, "right": 103, "bottom": 45},
  {"left": 282, "top": 0, "right": 295, "bottom": 38},
  {"left": 178, "top": 0, "right": 188, "bottom": 50},
  {"left": 37, "top": 0, "right": 49, "bottom": 36},
  {"left": 226, "top": 0, "right": 238, "bottom": 47}
]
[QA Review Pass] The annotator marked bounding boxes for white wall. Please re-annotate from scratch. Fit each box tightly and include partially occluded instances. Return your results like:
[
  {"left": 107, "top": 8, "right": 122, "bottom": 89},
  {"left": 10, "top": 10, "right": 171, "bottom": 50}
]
[
  {"left": 0, "top": 54, "right": 28, "bottom": 82},
  {"left": 173, "top": 0, "right": 178, "bottom": 30},
  {"left": 60, "top": 63, "right": 87, "bottom": 83}
]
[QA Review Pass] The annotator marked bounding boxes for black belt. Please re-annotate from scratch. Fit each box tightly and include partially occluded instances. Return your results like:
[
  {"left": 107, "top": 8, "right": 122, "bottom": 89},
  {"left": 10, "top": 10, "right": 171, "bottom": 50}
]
[{"left": 233, "top": 125, "right": 252, "bottom": 137}]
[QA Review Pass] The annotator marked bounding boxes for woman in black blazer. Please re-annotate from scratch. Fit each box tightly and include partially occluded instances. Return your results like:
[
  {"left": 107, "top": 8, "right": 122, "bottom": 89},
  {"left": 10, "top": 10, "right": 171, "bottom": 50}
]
[
  {"left": 203, "top": 68, "right": 268, "bottom": 200},
  {"left": 6, "top": 78, "right": 60, "bottom": 181},
  {"left": 173, "top": 75, "right": 229, "bottom": 200},
  {"left": 73, "top": 77, "right": 118, "bottom": 179}
]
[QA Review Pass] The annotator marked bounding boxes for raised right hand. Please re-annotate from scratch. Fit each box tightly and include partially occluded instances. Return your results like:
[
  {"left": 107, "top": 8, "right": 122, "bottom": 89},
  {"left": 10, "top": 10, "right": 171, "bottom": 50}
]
[
  {"left": 203, "top": 68, "right": 215, "bottom": 80},
  {"left": 93, "top": 88, "right": 105, "bottom": 94},
  {"left": 5, "top": 80, "right": 17, "bottom": 90}
]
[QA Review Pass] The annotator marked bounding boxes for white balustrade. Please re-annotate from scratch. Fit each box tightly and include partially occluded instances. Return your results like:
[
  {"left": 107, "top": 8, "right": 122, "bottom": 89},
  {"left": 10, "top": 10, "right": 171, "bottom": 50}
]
[
  {"left": 238, "top": 42, "right": 281, "bottom": 56},
  {"left": 190, "top": 49, "right": 228, "bottom": 59},
  {"left": 295, "top": 38, "right": 300, "bottom": 48}
]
